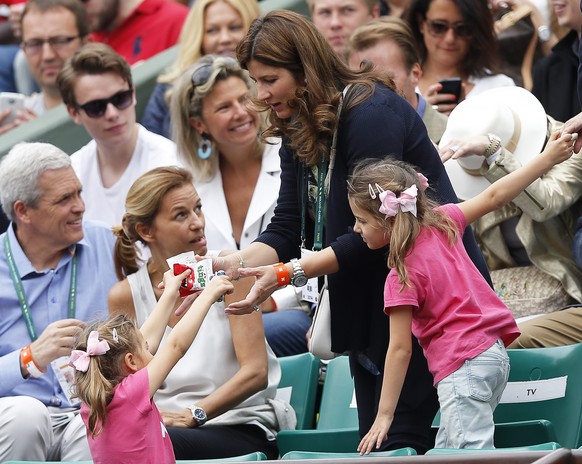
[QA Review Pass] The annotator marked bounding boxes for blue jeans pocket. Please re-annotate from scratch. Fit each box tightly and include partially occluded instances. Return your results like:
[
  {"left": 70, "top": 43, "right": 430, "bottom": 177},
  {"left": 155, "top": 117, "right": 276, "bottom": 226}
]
[{"left": 465, "top": 342, "right": 509, "bottom": 402}]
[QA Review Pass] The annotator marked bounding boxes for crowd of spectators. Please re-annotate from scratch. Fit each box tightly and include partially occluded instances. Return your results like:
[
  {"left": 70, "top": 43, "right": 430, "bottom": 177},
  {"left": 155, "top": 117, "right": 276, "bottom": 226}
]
[{"left": 0, "top": 0, "right": 581, "bottom": 461}]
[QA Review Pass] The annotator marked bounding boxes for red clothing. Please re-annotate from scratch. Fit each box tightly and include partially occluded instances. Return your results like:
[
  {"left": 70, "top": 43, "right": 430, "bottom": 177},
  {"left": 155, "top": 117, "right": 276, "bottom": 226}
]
[
  {"left": 82, "top": 368, "right": 175, "bottom": 464},
  {"left": 91, "top": 0, "right": 187, "bottom": 65},
  {"left": 384, "top": 204, "right": 520, "bottom": 385}
]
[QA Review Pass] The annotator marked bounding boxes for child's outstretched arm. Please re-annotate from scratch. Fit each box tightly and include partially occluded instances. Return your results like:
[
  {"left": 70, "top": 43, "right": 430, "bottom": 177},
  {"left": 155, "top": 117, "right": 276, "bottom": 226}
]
[
  {"left": 140, "top": 269, "right": 190, "bottom": 355},
  {"left": 459, "top": 131, "right": 576, "bottom": 225},
  {"left": 146, "top": 275, "right": 234, "bottom": 397},
  {"left": 358, "top": 306, "right": 413, "bottom": 455}
]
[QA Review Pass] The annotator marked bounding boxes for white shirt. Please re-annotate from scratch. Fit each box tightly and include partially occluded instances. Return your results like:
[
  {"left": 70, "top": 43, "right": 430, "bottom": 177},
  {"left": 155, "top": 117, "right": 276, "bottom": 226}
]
[{"left": 71, "top": 124, "right": 180, "bottom": 226}]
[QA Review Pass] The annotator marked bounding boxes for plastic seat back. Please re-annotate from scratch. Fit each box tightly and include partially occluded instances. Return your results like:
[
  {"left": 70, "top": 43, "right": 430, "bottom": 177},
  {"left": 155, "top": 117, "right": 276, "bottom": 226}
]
[
  {"left": 316, "top": 355, "right": 358, "bottom": 430},
  {"left": 278, "top": 352, "right": 320, "bottom": 430},
  {"left": 493, "top": 343, "right": 582, "bottom": 448}
]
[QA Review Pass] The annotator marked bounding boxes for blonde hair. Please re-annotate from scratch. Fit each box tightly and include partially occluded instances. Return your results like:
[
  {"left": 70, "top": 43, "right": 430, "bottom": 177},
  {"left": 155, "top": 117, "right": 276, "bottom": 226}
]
[
  {"left": 170, "top": 55, "right": 263, "bottom": 182},
  {"left": 158, "top": 0, "right": 260, "bottom": 88},
  {"left": 347, "top": 158, "right": 459, "bottom": 288},
  {"left": 113, "top": 166, "right": 194, "bottom": 280},
  {"left": 236, "top": 10, "right": 395, "bottom": 167},
  {"left": 72, "top": 314, "right": 140, "bottom": 438}
]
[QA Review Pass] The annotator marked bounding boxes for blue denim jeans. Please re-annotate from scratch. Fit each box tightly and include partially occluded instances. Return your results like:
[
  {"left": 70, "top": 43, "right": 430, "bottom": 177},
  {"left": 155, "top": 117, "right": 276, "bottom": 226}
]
[{"left": 435, "top": 339, "right": 510, "bottom": 448}]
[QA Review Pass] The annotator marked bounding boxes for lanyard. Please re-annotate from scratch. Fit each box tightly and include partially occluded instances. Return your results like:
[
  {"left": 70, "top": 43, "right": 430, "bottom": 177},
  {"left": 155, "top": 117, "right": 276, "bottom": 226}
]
[
  {"left": 300, "top": 157, "right": 328, "bottom": 252},
  {"left": 300, "top": 85, "right": 350, "bottom": 252},
  {"left": 4, "top": 234, "right": 78, "bottom": 341}
]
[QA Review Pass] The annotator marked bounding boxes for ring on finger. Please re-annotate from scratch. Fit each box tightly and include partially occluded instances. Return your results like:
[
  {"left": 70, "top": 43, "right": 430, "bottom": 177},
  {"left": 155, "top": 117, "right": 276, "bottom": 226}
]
[
  {"left": 253, "top": 305, "right": 260, "bottom": 312},
  {"left": 450, "top": 146, "right": 459, "bottom": 154}
]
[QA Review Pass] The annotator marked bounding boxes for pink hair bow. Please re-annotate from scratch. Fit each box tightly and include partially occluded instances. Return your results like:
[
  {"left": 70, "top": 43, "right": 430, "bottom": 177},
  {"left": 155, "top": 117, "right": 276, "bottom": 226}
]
[
  {"left": 417, "top": 173, "right": 429, "bottom": 191},
  {"left": 378, "top": 184, "right": 419, "bottom": 218},
  {"left": 69, "top": 331, "right": 110, "bottom": 372}
]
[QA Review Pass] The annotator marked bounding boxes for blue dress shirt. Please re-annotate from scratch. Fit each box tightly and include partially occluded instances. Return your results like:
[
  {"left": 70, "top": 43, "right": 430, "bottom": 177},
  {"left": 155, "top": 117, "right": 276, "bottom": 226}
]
[{"left": 0, "top": 221, "right": 117, "bottom": 408}]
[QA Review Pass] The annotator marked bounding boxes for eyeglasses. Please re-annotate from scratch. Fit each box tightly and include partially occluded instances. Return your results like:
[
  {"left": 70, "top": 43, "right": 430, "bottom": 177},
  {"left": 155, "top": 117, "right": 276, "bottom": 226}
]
[
  {"left": 74, "top": 89, "right": 134, "bottom": 118},
  {"left": 22, "top": 35, "right": 81, "bottom": 55},
  {"left": 190, "top": 56, "right": 238, "bottom": 88},
  {"left": 424, "top": 19, "right": 472, "bottom": 39}
]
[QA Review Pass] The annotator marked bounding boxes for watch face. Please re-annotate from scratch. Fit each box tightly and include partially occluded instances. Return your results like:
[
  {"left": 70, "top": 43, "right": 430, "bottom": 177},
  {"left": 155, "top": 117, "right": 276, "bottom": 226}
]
[
  {"left": 293, "top": 274, "right": 309, "bottom": 287},
  {"left": 191, "top": 407, "right": 207, "bottom": 425}
]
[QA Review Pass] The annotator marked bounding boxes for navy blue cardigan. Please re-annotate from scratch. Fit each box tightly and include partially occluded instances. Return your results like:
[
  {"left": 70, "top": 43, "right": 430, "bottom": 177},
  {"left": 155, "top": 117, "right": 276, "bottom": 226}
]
[{"left": 256, "top": 84, "right": 489, "bottom": 365}]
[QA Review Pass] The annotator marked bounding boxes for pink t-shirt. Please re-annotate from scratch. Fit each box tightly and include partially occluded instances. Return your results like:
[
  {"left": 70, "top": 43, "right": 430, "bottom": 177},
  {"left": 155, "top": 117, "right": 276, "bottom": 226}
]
[
  {"left": 384, "top": 203, "right": 520, "bottom": 385},
  {"left": 82, "top": 368, "right": 175, "bottom": 464}
]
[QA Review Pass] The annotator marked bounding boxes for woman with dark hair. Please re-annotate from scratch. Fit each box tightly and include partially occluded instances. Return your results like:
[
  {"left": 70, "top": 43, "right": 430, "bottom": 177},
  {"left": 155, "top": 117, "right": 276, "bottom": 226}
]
[
  {"left": 211, "top": 9, "right": 492, "bottom": 454},
  {"left": 407, "top": 0, "right": 514, "bottom": 115}
]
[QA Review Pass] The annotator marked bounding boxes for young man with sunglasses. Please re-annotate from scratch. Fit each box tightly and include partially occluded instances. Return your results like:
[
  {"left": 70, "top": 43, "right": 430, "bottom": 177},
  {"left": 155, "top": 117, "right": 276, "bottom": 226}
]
[
  {"left": 0, "top": 0, "right": 90, "bottom": 135},
  {"left": 57, "top": 42, "right": 180, "bottom": 226}
]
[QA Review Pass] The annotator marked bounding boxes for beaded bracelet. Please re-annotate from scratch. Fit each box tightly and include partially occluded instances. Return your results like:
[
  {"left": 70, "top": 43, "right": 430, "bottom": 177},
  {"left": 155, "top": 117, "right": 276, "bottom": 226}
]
[{"left": 485, "top": 133, "right": 502, "bottom": 159}]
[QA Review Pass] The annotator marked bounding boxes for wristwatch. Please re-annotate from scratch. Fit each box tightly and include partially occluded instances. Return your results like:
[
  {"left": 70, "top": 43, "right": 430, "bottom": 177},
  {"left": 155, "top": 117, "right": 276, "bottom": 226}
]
[
  {"left": 290, "top": 258, "right": 308, "bottom": 287},
  {"left": 189, "top": 405, "right": 207, "bottom": 426},
  {"left": 537, "top": 25, "right": 551, "bottom": 43}
]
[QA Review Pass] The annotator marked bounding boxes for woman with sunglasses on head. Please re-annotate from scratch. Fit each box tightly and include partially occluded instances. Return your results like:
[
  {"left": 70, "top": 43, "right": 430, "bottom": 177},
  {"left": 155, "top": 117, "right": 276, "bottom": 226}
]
[
  {"left": 108, "top": 166, "right": 288, "bottom": 461},
  {"left": 141, "top": 0, "right": 261, "bottom": 139},
  {"left": 170, "top": 55, "right": 313, "bottom": 357},
  {"left": 57, "top": 43, "right": 180, "bottom": 227},
  {"left": 212, "top": 10, "right": 493, "bottom": 454},
  {"left": 407, "top": 0, "right": 515, "bottom": 115}
]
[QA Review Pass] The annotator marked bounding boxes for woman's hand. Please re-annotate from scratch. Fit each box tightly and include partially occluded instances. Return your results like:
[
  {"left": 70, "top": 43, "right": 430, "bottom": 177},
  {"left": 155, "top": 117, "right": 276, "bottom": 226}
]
[
  {"left": 424, "top": 81, "right": 466, "bottom": 116},
  {"left": 161, "top": 409, "right": 195, "bottom": 428},
  {"left": 439, "top": 135, "right": 490, "bottom": 162},
  {"left": 224, "top": 265, "right": 279, "bottom": 315}
]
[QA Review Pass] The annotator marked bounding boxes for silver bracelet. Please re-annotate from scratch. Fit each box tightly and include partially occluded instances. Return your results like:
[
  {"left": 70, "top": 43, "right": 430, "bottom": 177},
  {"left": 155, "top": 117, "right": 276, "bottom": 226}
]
[{"left": 232, "top": 252, "right": 244, "bottom": 280}]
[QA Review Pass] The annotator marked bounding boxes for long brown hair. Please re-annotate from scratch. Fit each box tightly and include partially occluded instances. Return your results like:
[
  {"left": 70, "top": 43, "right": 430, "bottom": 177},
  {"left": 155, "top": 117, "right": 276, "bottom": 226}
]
[
  {"left": 347, "top": 158, "right": 459, "bottom": 288},
  {"left": 236, "top": 9, "right": 395, "bottom": 167}
]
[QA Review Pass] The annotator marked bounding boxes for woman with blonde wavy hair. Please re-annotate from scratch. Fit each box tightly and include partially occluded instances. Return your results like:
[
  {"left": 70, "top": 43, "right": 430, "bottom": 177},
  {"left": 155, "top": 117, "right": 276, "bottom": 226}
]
[
  {"left": 210, "top": 9, "right": 492, "bottom": 454},
  {"left": 141, "top": 0, "right": 261, "bottom": 139},
  {"left": 170, "top": 55, "right": 313, "bottom": 357},
  {"left": 107, "top": 166, "right": 289, "bottom": 460}
]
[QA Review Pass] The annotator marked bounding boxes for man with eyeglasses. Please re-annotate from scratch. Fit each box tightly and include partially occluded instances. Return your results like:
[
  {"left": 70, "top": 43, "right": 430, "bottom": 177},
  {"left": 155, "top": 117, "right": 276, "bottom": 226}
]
[
  {"left": 307, "top": 0, "right": 380, "bottom": 60},
  {"left": 0, "top": 0, "right": 89, "bottom": 135},
  {"left": 57, "top": 42, "right": 180, "bottom": 227}
]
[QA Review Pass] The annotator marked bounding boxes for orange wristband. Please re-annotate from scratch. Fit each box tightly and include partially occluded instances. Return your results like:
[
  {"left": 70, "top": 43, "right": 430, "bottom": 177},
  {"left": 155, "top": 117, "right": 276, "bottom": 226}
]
[
  {"left": 20, "top": 344, "right": 44, "bottom": 378},
  {"left": 273, "top": 262, "right": 290, "bottom": 287}
]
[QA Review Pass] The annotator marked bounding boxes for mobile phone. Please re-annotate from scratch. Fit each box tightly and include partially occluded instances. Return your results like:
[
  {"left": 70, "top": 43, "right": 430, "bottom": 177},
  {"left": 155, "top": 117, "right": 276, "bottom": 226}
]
[
  {"left": 437, "top": 77, "right": 462, "bottom": 104},
  {"left": 0, "top": 92, "right": 25, "bottom": 125}
]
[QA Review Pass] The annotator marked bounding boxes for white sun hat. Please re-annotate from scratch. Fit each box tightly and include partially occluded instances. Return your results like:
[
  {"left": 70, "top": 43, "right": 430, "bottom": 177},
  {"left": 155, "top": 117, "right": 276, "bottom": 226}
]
[{"left": 439, "top": 86, "right": 548, "bottom": 200}]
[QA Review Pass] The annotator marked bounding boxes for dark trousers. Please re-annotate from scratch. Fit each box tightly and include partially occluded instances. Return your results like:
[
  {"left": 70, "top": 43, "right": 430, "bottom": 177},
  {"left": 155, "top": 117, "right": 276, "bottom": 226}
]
[{"left": 168, "top": 424, "right": 279, "bottom": 460}]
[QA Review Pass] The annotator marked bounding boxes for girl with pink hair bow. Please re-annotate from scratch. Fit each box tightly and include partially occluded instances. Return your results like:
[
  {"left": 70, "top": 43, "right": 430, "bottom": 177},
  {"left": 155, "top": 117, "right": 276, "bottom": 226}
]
[
  {"left": 69, "top": 269, "right": 232, "bottom": 464},
  {"left": 347, "top": 132, "right": 573, "bottom": 454}
]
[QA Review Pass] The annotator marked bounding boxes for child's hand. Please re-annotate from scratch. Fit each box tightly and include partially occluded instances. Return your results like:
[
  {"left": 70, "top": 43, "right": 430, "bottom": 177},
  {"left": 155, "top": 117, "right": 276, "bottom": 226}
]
[
  {"left": 357, "top": 415, "right": 393, "bottom": 455},
  {"left": 160, "top": 268, "right": 191, "bottom": 297},
  {"left": 203, "top": 275, "right": 234, "bottom": 301},
  {"left": 542, "top": 131, "right": 577, "bottom": 166}
]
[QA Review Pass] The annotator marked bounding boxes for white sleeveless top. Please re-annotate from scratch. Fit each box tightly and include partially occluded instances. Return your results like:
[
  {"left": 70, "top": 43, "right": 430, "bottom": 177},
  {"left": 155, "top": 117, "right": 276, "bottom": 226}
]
[{"left": 127, "top": 264, "right": 292, "bottom": 437}]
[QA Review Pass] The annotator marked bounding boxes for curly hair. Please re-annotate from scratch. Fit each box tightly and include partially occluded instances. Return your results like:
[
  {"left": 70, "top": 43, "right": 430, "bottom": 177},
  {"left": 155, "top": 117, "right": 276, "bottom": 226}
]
[{"left": 236, "top": 9, "right": 396, "bottom": 167}]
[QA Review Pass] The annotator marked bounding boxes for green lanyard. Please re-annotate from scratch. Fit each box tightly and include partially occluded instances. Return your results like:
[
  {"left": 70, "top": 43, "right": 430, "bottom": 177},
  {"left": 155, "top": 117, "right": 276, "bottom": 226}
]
[
  {"left": 4, "top": 234, "right": 78, "bottom": 341},
  {"left": 301, "top": 156, "right": 328, "bottom": 252}
]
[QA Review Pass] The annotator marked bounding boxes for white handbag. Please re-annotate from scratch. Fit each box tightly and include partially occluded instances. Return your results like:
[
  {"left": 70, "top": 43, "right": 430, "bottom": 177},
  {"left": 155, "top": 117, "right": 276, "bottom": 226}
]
[{"left": 308, "top": 276, "right": 335, "bottom": 360}]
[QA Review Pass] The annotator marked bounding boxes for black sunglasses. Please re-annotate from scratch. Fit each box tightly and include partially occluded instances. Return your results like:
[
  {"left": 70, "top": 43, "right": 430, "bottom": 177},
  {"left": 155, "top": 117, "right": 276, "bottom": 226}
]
[
  {"left": 425, "top": 19, "right": 472, "bottom": 39},
  {"left": 190, "top": 57, "right": 238, "bottom": 88},
  {"left": 74, "top": 88, "right": 134, "bottom": 118}
]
